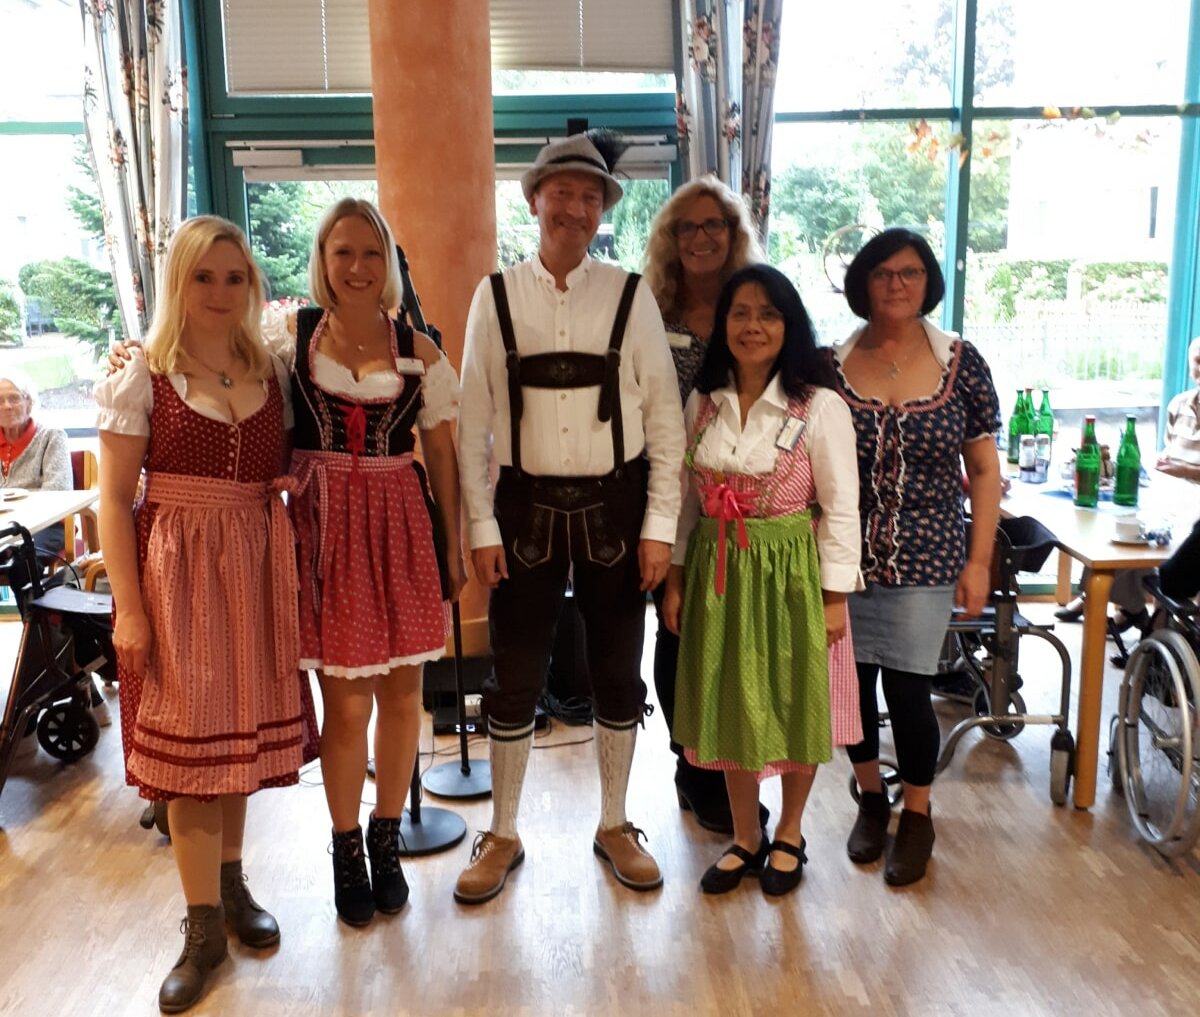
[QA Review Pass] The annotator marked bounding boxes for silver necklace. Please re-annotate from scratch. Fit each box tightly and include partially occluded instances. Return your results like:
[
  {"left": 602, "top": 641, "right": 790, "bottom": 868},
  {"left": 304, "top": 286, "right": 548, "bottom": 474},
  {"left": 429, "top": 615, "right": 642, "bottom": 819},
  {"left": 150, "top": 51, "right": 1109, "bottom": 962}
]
[
  {"left": 191, "top": 353, "right": 237, "bottom": 388},
  {"left": 864, "top": 336, "right": 921, "bottom": 379}
]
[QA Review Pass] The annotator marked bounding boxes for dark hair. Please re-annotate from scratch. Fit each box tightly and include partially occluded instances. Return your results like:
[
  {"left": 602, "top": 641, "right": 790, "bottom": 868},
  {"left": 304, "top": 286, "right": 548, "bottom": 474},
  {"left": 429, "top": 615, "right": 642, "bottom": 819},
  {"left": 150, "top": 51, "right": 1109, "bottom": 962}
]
[
  {"left": 696, "top": 264, "right": 835, "bottom": 399},
  {"left": 842, "top": 227, "right": 945, "bottom": 320}
]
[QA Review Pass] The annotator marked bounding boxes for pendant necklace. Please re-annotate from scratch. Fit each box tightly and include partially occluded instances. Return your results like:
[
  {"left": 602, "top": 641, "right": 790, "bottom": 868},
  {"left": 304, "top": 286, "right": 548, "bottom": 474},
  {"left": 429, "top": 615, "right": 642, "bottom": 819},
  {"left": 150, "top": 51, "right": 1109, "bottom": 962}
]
[
  {"left": 192, "top": 351, "right": 237, "bottom": 388},
  {"left": 866, "top": 334, "right": 920, "bottom": 379}
]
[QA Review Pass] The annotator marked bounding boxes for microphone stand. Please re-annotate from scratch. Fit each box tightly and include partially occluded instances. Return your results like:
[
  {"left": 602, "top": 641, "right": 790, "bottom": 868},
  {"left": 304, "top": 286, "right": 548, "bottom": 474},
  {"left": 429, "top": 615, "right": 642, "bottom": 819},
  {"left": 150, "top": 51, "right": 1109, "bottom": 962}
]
[{"left": 394, "top": 243, "right": 491, "bottom": 801}]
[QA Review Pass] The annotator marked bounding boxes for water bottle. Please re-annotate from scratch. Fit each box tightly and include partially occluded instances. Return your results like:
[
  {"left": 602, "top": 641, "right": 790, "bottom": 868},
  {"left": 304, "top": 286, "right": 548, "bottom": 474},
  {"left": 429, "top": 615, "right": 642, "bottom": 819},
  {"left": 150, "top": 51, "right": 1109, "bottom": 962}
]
[
  {"left": 1035, "top": 389, "right": 1054, "bottom": 456},
  {"left": 1114, "top": 415, "right": 1141, "bottom": 507},
  {"left": 1006, "top": 389, "right": 1024, "bottom": 465},
  {"left": 1074, "top": 415, "right": 1101, "bottom": 508}
]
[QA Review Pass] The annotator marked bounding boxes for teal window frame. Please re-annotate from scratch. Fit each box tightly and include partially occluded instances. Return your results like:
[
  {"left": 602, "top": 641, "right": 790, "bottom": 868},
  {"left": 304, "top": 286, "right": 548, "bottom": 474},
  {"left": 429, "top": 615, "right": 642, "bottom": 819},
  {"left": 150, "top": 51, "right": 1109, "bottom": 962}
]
[
  {"left": 185, "top": 0, "right": 1199, "bottom": 410},
  {"left": 774, "top": 0, "right": 1200, "bottom": 414}
]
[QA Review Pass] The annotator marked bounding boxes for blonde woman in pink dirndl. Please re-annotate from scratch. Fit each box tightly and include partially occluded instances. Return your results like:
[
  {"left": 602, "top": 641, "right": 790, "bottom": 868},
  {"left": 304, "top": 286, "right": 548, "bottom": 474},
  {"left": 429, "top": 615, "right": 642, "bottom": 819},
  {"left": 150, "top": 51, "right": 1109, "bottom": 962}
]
[{"left": 97, "top": 216, "right": 317, "bottom": 1015}]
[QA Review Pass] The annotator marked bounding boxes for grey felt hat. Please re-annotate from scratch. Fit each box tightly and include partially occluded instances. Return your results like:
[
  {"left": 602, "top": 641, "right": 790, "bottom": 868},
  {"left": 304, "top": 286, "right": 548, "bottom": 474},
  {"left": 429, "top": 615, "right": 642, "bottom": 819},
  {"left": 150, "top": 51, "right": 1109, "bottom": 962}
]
[{"left": 520, "top": 131, "right": 625, "bottom": 211}]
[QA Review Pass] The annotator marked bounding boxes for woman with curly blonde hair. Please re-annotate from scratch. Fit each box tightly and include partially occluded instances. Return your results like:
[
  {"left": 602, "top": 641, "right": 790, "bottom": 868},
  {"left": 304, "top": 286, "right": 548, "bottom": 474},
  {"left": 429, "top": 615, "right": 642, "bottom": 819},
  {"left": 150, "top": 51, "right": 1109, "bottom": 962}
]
[{"left": 642, "top": 177, "right": 766, "bottom": 835}]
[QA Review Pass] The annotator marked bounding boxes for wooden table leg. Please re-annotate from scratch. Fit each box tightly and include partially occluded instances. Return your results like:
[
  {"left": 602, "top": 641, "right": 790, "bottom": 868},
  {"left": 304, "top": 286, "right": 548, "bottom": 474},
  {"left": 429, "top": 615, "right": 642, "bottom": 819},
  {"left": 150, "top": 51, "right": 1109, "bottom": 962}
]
[
  {"left": 1072, "top": 568, "right": 1114, "bottom": 808},
  {"left": 1056, "top": 549, "right": 1073, "bottom": 605}
]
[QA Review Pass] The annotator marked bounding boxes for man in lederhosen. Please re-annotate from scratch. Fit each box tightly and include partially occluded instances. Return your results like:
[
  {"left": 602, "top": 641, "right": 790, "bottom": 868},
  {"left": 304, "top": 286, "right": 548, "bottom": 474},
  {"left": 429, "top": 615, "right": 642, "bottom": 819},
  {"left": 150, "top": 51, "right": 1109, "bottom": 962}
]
[{"left": 456, "top": 131, "right": 685, "bottom": 903}]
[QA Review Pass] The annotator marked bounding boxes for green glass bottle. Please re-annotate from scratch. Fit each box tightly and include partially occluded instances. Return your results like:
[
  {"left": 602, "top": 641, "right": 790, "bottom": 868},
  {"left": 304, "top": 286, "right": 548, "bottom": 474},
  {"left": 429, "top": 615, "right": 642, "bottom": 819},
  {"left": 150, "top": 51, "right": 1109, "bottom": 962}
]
[
  {"left": 1007, "top": 389, "right": 1024, "bottom": 465},
  {"left": 1114, "top": 415, "right": 1141, "bottom": 507},
  {"left": 1035, "top": 389, "right": 1054, "bottom": 452},
  {"left": 1074, "top": 415, "right": 1101, "bottom": 508}
]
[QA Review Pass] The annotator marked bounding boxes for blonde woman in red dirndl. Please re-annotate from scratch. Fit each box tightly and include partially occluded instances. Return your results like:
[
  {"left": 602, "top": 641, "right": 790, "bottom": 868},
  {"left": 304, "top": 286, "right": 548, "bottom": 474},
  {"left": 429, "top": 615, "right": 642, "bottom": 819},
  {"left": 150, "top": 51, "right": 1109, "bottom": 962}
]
[
  {"left": 97, "top": 217, "right": 317, "bottom": 1015},
  {"left": 261, "top": 199, "right": 466, "bottom": 927}
]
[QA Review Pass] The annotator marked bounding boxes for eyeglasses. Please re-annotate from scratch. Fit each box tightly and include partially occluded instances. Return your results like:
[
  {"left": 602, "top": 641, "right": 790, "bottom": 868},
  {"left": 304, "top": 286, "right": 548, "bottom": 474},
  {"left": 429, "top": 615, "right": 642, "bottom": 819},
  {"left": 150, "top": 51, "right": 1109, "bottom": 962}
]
[
  {"left": 0, "top": 395, "right": 29, "bottom": 407},
  {"left": 869, "top": 266, "right": 927, "bottom": 287},
  {"left": 675, "top": 218, "right": 730, "bottom": 240}
]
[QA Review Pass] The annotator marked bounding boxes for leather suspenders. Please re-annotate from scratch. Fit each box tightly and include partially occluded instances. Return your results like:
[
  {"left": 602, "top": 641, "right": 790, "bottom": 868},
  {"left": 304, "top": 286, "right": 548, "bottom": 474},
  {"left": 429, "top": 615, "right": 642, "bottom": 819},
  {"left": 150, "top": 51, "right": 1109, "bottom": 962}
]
[{"left": 489, "top": 271, "right": 641, "bottom": 479}]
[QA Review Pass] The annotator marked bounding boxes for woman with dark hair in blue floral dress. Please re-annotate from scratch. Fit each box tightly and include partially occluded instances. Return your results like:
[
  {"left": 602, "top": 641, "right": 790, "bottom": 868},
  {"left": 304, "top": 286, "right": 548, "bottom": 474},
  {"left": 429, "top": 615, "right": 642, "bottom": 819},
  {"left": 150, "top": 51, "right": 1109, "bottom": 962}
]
[{"left": 827, "top": 228, "right": 1002, "bottom": 887}]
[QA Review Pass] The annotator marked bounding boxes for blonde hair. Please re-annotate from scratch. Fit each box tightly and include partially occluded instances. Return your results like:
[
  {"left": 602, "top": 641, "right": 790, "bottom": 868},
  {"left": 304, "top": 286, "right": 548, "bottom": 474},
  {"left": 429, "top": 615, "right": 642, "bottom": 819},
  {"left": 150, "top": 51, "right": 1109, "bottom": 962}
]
[
  {"left": 144, "top": 215, "right": 271, "bottom": 379},
  {"left": 308, "top": 198, "right": 403, "bottom": 310},
  {"left": 642, "top": 177, "right": 766, "bottom": 323}
]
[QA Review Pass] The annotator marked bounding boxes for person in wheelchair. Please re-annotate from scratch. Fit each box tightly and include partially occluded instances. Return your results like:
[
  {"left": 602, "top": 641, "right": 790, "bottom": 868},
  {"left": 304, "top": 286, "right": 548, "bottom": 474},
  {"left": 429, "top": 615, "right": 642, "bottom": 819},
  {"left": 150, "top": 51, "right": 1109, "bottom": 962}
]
[
  {"left": 1158, "top": 514, "right": 1200, "bottom": 603},
  {"left": 0, "top": 368, "right": 71, "bottom": 595}
]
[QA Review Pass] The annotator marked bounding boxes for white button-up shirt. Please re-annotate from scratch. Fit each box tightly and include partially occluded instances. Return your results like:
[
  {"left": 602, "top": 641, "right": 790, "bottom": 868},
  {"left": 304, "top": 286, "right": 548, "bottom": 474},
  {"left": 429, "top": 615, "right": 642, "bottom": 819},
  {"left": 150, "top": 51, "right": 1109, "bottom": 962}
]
[
  {"left": 459, "top": 255, "right": 685, "bottom": 549},
  {"left": 673, "top": 378, "right": 863, "bottom": 593}
]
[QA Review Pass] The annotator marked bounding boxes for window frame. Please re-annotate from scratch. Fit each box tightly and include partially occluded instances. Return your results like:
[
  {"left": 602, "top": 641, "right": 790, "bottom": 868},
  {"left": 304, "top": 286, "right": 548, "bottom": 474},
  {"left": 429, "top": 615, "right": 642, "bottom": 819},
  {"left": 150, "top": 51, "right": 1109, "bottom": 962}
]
[{"left": 772, "top": 0, "right": 1200, "bottom": 413}]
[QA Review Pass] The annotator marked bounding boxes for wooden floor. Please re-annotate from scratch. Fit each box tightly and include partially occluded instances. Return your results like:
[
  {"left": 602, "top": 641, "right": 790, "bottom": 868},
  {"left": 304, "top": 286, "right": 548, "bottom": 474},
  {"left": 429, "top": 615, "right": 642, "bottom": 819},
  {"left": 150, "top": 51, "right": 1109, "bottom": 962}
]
[{"left": 2, "top": 602, "right": 1200, "bottom": 1017}]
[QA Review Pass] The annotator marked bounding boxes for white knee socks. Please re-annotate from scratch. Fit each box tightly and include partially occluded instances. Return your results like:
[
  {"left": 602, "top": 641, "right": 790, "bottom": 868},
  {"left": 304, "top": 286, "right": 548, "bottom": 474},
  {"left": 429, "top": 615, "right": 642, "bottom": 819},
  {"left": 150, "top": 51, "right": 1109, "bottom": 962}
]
[
  {"left": 487, "top": 718, "right": 534, "bottom": 840},
  {"left": 596, "top": 720, "right": 637, "bottom": 830}
]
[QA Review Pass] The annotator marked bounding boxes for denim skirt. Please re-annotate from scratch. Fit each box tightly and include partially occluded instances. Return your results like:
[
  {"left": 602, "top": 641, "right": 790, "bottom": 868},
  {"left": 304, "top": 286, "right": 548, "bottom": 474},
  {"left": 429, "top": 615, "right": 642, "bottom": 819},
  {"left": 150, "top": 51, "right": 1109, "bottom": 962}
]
[{"left": 848, "top": 583, "right": 956, "bottom": 676}]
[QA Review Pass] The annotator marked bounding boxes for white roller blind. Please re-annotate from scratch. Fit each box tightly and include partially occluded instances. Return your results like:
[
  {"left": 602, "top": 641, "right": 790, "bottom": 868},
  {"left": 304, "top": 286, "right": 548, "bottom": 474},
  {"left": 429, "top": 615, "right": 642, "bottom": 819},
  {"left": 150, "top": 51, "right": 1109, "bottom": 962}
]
[
  {"left": 222, "top": 0, "right": 372, "bottom": 96},
  {"left": 222, "top": 0, "right": 674, "bottom": 97},
  {"left": 490, "top": 0, "right": 673, "bottom": 72}
]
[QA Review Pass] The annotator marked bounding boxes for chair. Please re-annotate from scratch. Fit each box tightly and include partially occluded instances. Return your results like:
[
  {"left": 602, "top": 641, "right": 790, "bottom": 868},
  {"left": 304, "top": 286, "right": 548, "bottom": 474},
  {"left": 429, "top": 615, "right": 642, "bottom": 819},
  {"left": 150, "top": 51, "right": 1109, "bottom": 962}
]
[{"left": 58, "top": 449, "right": 106, "bottom": 591}]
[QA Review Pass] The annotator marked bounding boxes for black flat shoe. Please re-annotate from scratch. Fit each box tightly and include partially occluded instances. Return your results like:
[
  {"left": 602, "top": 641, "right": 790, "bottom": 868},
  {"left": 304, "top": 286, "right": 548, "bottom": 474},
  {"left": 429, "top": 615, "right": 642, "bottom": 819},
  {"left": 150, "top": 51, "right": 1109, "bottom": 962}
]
[
  {"left": 761, "top": 839, "right": 807, "bottom": 897},
  {"left": 1111, "top": 607, "right": 1150, "bottom": 635},
  {"left": 1054, "top": 600, "right": 1085, "bottom": 623},
  {"left": 677, "top": 785, "right": 770, "bottom": 836},
  {"left": 699, "top": 836, "right": 769, "bottom": 895}
]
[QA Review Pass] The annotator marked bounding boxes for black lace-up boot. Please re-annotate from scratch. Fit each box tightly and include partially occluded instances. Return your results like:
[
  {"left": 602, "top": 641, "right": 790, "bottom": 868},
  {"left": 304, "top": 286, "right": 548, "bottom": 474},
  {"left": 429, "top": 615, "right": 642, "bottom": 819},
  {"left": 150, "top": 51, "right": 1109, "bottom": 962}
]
[
  {"left": 331, "top": 826, "right": 375, "bottom": 927},
  {"left": 365, "top": 813, "right": 409, "bottom": 914}
]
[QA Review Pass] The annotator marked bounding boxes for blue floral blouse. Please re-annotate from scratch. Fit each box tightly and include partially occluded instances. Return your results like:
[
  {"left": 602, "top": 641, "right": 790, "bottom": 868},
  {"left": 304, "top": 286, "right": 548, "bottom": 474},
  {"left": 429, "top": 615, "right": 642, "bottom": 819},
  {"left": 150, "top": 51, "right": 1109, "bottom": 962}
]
[
  {"left": 665, "top": 320, "right": 708, "bottom": 407},
  {"left": 826, "top": 323, "right": 1001, "bottom": 588}
]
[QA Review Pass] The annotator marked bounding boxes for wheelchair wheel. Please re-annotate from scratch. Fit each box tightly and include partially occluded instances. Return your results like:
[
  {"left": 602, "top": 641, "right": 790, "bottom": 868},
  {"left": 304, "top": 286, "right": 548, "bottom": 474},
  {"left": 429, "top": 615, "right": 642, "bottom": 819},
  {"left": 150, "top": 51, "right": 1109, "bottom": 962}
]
[
  {"left": 972, "top": 686, "right": 1027, "bottom": 741},
  {"left": 36, "top": 701, "right": 100, "bottom": 762},
  {"left": 1049, "top": 730, "right": 1074, "bottom": 806},
  {"left": 848, "top": 758, "right": 903, "bottom": 806},
  {"left": 1107, "top": 716, "right": 1125, "bottom": 798},
  {"left": 1116, "top": 630, "right": 1200, "bottom": 857}
]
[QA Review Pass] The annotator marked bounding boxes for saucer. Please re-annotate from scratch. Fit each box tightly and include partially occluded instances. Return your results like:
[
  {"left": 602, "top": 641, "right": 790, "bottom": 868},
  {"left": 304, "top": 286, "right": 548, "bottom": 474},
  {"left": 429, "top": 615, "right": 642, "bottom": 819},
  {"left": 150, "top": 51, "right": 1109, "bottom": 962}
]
[
  {"left": 1111, "top": 536, "right": 1150, "bottom": 546},
  {"left": 0, "top": 488, "right": 28, "bottom": 501}
]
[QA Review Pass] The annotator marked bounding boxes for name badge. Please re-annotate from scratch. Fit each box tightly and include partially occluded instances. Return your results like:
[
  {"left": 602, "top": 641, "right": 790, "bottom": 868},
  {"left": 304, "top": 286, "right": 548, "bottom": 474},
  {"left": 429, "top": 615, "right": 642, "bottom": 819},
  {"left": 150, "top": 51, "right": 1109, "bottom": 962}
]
[
  {"left": 666, "top": 331, "right": 694, "bottom": 350},
  {"left": 775, "top": 416, "right": 806, "bottom": 451},
  {"left": 394, "top": 356, "right": 426, "bottom": 376}
]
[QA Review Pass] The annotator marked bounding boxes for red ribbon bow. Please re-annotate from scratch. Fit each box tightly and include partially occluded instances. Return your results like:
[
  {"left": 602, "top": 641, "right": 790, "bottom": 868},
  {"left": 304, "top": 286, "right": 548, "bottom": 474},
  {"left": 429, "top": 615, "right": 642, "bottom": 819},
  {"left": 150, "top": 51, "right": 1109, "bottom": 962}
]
[
  {"left": 342, "top": 403, "right": 367, "bottom": 472},
  {"left": 699, "top": 482, "right": 754, "bottom": 595}
]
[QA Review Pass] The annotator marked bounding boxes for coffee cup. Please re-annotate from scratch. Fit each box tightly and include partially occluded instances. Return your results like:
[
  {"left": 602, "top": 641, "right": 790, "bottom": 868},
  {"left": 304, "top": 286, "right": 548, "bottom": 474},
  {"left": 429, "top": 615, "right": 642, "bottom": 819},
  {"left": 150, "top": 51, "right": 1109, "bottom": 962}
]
[{"left": 1114, "top": 516, "right": 1144, "bottom": 542}]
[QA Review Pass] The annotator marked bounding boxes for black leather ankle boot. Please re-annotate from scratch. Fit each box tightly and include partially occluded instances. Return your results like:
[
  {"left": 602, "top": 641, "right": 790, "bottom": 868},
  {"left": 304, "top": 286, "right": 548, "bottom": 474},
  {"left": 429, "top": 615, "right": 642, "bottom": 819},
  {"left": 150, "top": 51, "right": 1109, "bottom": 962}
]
[
  {"left": 366, "top": 813, "right": 409, "bottom": 914},
  {"left": 884, "top": 808, "right": 936, "bottom": 886},
  {"left": 847, "top": 789, "right": 893, "bottom": 864},
  {"left": 331, "top": 826, "right": 375, "bottom": 927}
]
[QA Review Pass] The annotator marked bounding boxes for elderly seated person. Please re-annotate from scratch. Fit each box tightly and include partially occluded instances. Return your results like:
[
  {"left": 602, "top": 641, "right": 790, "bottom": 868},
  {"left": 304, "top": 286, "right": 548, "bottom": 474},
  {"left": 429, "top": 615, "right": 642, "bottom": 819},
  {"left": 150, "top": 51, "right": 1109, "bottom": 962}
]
[{"left": 0, "top": 367, "right": 72, "bottom": 594}]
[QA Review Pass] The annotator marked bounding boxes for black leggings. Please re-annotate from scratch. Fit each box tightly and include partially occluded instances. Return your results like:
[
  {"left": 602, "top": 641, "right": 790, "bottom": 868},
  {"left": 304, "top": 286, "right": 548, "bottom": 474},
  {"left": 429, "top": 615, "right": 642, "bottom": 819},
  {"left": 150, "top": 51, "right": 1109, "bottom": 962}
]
[{"left": 846, "top": 662, "right": 940, "bottom": 787}]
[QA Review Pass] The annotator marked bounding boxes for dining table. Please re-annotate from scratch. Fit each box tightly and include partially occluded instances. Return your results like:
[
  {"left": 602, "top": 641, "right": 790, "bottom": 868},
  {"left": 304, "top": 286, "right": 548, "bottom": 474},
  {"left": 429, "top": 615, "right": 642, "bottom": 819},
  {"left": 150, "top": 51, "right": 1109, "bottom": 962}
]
[
  {"left": 997, "top": 470, "right": 1195, "bottom": 808},
  {"left": 0, "top": 488, "right": 99, "bottom": 554}
]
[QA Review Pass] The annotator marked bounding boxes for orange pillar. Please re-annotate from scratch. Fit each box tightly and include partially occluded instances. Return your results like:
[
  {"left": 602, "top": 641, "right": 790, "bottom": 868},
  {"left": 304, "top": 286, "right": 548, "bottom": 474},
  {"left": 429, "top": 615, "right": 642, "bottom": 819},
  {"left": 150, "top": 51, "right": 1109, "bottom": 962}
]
[{"left": 368, "top": 0, "right": 495, "bottom": 655}]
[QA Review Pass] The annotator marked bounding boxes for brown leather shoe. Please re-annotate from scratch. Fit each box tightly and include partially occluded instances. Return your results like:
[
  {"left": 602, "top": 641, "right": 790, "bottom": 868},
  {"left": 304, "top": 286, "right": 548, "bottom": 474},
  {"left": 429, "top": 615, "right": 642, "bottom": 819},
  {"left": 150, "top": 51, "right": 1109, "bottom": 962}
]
[
  {"left": 593, "top": 822, "right": 663, "bottom": 891},
  {"left": 454, "top": 832, "right": 524, "bottom": 905}
]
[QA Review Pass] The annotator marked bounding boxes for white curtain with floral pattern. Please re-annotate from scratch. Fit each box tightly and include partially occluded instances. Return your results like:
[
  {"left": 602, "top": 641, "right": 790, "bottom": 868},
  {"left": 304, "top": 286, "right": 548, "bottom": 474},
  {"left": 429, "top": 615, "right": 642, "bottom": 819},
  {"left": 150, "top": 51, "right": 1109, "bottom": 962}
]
[
  {"left": 675, "top": 0, "right": 782, "bottom": 241},
  {"left": 80, "top": 0, "right": 188, "bottom": 342}
]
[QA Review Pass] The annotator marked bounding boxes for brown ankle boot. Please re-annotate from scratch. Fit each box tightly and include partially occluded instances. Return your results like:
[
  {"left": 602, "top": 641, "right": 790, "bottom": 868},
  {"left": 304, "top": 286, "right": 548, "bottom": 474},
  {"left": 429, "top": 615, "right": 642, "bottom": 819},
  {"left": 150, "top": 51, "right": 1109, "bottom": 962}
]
[
  {"left": 220, "top": 860, "right": 280, "bottom": 948},
  {"left": 158, "top": 904, "right": 228, "bottom": 1014}
]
